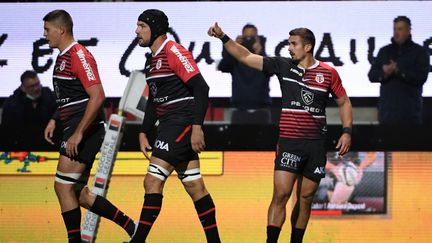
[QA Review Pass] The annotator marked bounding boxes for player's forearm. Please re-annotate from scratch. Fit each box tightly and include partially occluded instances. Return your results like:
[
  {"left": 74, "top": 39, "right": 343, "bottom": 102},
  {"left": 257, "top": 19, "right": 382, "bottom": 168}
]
[
  {"left": 187, "top": 74, "right": 209, "bottom": 125},
  {"left": 75, "top": 91, "right": 105, "bottom": 135},
  {"left": 222, "top": 36, "right": 253, "bottom": 65},
  {"left": 193, "top": 86, "right": 209, "bottom": 125},
  {"left": 338, "top": 96, "right": 353, "bottom": 129},
  {"left": 141, "top": 99, "right": 157, "bottom": 135},
  {"left": 51, "top": 109, "right": 60, "bottom": 122}
]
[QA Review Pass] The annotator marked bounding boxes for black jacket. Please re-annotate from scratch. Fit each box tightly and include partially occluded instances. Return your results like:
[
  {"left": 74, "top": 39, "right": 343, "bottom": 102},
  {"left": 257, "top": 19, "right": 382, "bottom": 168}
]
[
  {"left": 1, "top": 86, "right": 57, "bottom": 127},
  {"left": 218, "top": 45, "right": 271, "bottom": 109},
  {"left": 368, "top": 37, "right": 430, "bottom": 124}
]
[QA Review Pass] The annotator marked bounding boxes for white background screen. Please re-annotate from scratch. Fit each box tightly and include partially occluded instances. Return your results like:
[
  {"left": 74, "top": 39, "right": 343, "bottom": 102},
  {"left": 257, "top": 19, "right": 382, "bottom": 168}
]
[{"left": 0, "top": 1, "right": 431, "bottom": 97}]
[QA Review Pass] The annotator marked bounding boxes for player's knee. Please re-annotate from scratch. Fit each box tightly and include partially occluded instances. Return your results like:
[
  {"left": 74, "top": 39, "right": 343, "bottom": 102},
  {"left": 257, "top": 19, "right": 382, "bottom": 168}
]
[
  {"left": 272, "top": 190, "right": 291, "bottom": 206},
  {"left": 78, "top": 186, "right": 93, "bottom": 208},
  {"left": 182, "top": 179, "right": 205, "bottom": 191},
  {"left": 144, "top": 163, "right": 170, "bottom": 192},
  {"left": 183, "top": 179, "right": 207, "bottom": 198},
  {"left": 54, "top": 181, "right": 72, "bottom": 196},
  {"left": 178, "top": 168, "right": 205, "bottom": 193},
  {"left": 299, "top": 192, "right": 314, "bottom": 206},
  {"left": 144, "top": 173, "right": 164, "bottom": 193},
  {"left": 54, "top": 176, "right": 75, "bottom": 194},
  {"left": 177, "top": 168, "right": 202, "bottom": 183},
  {"left": 54, "top": 171, "right": 89, "bottom": 200},
  {"left": 147, "top": 163, "right": 169, "bottom": 181}
]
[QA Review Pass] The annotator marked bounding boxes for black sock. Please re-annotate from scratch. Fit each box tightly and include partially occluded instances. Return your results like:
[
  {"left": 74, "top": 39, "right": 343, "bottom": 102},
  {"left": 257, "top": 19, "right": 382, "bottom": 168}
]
[
  {"left": 267, "top": 225, "right": 281, "bottom": 243},
  {"left": 290, "top": 227, "right": 305, "bottom": 243},
  {"left": 61, "top": 207, "right": 81, "bottom": 243},
  {"left": 90, "top": 195, "right": 136, "bottom": 236},
  {"left": 194, "top": 194, "right": 221, "bottom": 243},
  {"left": 130, "top": 193, "right": 163, "bottom": 242}
]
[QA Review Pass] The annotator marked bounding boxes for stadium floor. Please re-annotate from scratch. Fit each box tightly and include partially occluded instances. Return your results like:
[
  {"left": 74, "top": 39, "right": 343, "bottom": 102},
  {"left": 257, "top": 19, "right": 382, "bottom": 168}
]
[{"left": 1, "top": 152, "right": 431, "bottom": 242}]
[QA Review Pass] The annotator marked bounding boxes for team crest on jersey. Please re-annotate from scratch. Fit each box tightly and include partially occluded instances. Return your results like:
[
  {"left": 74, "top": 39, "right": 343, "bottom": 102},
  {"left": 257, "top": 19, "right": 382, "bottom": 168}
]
[
  {"left": 59, "top": 60, "right": 66, "bottom": 71},
  {"left": 149, "top": 82, "right": 157, "bottom": 96},
  {"left": 301, "top": 89, "right": 314, "bottom": 105},
  {"left": 315, "top": 73, "right": 325, "bottom": 84},
  {"left": 156, "top": 59, "right": 162, "bottom": 70}
]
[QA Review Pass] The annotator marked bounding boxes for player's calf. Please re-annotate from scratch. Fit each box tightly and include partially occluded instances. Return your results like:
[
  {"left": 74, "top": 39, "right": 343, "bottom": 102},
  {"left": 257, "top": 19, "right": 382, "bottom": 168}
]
[
  {"left": 194, "top": 194, "right": 221, "bottom": 243},
  {"left": 131, "top": 163, "right": 169, "bottom": 242},
  {"left": 144, "top": 163, "right": 170, "bottom": 192}
]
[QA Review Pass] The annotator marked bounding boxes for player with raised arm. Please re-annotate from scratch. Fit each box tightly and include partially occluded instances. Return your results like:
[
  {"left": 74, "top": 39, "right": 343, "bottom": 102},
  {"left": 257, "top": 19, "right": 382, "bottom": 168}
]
[{"left": 209, "top": 23, "right": 352, "bottom": 243}]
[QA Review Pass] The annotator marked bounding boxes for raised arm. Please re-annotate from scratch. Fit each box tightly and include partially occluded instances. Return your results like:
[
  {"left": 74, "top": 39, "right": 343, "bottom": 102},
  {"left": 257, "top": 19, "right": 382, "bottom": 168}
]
[{"left": 208, "top": 22, "right": 263, "bottom": 71}]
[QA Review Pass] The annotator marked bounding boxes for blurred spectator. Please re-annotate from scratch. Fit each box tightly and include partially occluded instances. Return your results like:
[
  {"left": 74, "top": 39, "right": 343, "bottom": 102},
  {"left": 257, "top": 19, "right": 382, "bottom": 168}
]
[
  {"left": 368, "top": 16, "right": 430, "bottom": 125},
  {"left": 218, "top": 23, "right": 272, "bottom": 124},
  {"left": 1, "top": 70, "right": 57, "bottom": 148},
  {"left": 1, "top": 70, "right": 56, "bottom": 127}
]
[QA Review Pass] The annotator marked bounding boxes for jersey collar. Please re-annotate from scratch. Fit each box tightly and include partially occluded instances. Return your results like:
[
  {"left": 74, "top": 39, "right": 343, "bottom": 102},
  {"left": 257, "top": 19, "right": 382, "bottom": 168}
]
[
  {"left": 59, "top": 41, "right": 78, "bottom": 56},
  {"left": 297, "top": 60, "right": 320, "bottom": 71},
  {"left": 153, "top": 39, "right": 170, "bottom": 57},
  {"left": 308, "top": 60, "right": 320, "bottom": 69}
]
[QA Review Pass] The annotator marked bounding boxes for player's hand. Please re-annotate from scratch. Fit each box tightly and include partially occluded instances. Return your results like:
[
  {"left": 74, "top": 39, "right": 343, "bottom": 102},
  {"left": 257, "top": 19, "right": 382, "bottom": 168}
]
[
  {"left": 66, "top": 132, "right": 83, "bottom": 157},
  {"left": 336, "top": 133, "right": 351, "bottom": 156},
  {"left": 44, "top": 119, "right": 56, "bottom": 145},
  {"left": 208, "top": 22, "right": 225, "bottom": 39},
  {"left": 191, "top": 125, "right": 205, "bottom": 153},
  {"left": 139, "top": 132, "right": 152, "bottom": 160}
]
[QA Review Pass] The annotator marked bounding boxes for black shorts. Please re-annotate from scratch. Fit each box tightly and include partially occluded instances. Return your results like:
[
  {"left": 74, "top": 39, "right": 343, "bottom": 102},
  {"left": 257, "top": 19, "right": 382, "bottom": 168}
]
[
  {"left": 151, "top": 125, "right": 199, "bottom": 167},
  {"left": 60, "top": 121, "right": 105, "bottom": 168},
  {"left": 274, "top": 138, "right": 327, "bottom": 182}
]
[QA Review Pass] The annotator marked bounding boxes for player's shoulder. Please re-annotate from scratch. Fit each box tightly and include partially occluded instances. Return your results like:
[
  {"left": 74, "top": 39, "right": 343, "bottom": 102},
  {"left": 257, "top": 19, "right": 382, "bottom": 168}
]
[
  {"left": 265, "top": 56, "right": 294, "bottom": 66},
  {"left": 69, "top": 43, "right": 95, "bottom": 60},
  {"left": 69, "top": 43, "right": 84, "bottom": 54},
  {"left": 274, "top": 56, "right": 292, "bottom": 63},
  {"left": 318, "top": 61, "right": 338, "bottom": 73},
  {"left": 164, "top": 40, "right": 189, "bottom": 55}
]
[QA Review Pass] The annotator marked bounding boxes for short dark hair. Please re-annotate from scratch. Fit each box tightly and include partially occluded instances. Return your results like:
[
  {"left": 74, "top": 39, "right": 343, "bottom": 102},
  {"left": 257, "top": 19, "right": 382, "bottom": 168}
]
[
  {"left": 394, "top": 16, "right": 411, "bottom": 27},
  {"left": 20, "top": 70, "right": 38, "bottom": 83},
  {"left": 43, "top": 9, "right": 74, "bottom": 35},
  {"left": 242, "top": 23, "right": 257, "bottom": 33},
  {"left": 289, "top": 28, "right": 315, "bottom": 53}
]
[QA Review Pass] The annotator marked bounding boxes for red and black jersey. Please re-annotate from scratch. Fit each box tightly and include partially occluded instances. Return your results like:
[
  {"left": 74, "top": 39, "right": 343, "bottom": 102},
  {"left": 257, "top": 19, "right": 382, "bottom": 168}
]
[
  {"left": 263, "top": 57, "right": 346, "bottom": 139},
  {"left": 144, "top": 39, "right": 200, "bottom": 126},
  {"left": 52, "top": 42, "right": 104, "bottom": 126}
]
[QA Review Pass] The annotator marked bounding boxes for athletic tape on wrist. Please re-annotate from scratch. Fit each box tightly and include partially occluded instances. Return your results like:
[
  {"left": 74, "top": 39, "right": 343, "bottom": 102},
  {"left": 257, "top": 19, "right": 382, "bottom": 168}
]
[
  {"left": 221, "top": 34, "right": 230, "bottom": 44},
  {"left": 342, "top": 127, "right": 352, "bottom": 135}
]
